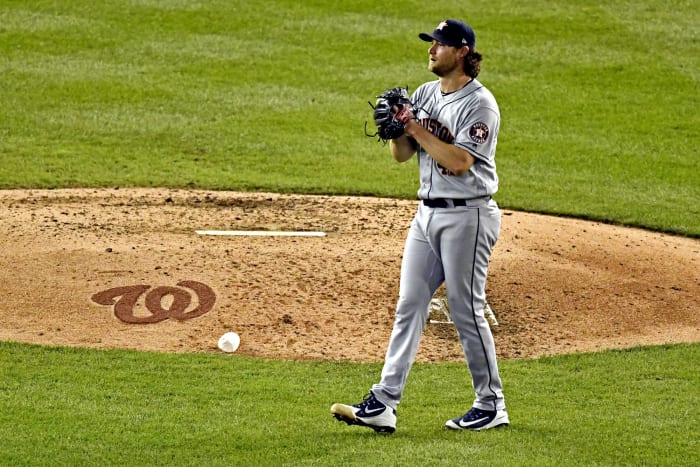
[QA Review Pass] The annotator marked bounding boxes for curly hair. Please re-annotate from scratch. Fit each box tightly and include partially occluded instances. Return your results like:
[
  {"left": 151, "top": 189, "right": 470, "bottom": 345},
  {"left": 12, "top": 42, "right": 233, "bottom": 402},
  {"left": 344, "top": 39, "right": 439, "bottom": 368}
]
[{"left": 463, "top": 50, "right": 482, "bottom": 78}]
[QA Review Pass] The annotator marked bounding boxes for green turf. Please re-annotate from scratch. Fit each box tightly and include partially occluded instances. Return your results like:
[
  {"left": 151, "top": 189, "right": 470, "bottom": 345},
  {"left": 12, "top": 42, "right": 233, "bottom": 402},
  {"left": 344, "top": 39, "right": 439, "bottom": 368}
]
[
  {"left": 1, "top": 342, "right": 697, "bottom": 466},
  {"left": 1, "top": 0, "right": 698, "bottom": 234}
]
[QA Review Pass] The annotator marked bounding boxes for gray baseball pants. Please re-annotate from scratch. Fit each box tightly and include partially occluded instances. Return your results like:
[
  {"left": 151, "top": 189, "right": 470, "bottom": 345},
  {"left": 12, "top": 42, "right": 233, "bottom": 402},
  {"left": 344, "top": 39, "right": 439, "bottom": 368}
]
[{"left": 371, "top": 198, "right": 505, "bottom": 412}]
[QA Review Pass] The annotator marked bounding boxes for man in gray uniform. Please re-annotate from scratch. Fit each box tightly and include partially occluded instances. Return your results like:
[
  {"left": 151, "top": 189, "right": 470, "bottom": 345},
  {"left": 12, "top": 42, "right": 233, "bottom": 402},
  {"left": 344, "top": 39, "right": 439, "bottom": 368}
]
[{"left": 331, "top": 19, "right": 508, "bottom": 434}]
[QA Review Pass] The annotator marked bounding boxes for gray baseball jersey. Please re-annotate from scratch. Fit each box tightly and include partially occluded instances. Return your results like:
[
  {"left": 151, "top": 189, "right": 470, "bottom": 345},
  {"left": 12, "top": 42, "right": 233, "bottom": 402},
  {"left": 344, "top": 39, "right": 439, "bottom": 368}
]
[{"left": 411, "top": 78, "right": 500, "bottom": 200}]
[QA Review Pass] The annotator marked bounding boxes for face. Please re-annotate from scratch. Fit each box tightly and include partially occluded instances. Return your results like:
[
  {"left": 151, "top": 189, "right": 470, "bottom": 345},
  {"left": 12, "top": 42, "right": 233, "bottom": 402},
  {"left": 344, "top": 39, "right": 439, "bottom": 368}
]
[{"left": 428, "top": 40, "right": 465, "bottom": 77}]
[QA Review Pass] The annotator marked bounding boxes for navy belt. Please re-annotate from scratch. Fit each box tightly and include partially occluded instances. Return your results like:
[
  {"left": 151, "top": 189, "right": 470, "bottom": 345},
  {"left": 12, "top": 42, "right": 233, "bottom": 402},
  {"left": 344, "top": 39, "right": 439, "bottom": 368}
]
[{"left": 422, "top": 196, "right": 491, "bottom": 208}]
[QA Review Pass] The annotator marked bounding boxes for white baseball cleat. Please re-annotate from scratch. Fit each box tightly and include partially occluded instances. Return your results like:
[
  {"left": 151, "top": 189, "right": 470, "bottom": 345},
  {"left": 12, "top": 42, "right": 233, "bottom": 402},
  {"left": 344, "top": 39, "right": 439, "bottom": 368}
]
[
  {"left": 445, "top": 407, "right": 509, "bottom": 431},
  {"left": 331, "top": 392, "right": 396, "bottom": 434}
]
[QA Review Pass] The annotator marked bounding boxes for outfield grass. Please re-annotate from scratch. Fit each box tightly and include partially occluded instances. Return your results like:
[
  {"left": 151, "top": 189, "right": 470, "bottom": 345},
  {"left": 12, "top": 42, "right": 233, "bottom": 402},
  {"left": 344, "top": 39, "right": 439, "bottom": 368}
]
[
  {"left": 1, "top": 0, "right": 698, "bottom": 235},
  {"left": 1, "top": 342, "right": 698, "bottom": 466}
]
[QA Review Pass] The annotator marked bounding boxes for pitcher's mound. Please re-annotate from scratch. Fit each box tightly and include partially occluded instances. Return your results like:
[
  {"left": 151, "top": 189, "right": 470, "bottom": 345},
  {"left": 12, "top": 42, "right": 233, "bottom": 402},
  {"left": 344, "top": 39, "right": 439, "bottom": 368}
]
[{"left": 0, "top": 188, "right": 697, "bottom": 361}]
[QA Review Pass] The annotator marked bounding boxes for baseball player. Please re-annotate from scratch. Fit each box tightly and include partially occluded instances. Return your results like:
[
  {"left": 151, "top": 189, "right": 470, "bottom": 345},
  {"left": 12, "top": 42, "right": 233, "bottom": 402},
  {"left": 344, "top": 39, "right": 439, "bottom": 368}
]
[{"left": 331, "top": 19, "right": 508, "bottom": 434}]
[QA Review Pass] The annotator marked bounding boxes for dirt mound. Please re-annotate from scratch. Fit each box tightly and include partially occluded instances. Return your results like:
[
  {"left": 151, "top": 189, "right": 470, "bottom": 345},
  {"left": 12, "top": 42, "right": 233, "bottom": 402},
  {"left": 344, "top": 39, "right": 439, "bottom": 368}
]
[{"left": 0, "top": 188, "right": 697, "bottom": 361}]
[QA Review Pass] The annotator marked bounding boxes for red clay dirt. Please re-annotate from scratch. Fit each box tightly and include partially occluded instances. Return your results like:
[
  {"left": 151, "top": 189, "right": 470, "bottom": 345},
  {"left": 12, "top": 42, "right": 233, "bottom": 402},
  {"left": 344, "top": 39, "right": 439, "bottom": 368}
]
[{"left": 0, "top": 188, "right": 697, "bottom": 362}]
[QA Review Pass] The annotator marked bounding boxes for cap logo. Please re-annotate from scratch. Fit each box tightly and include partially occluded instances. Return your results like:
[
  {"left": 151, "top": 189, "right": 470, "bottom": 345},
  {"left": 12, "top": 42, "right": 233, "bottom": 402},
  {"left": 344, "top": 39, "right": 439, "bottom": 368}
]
[{"left": 436, "top": 21, "right": 449, "bottom": 30}]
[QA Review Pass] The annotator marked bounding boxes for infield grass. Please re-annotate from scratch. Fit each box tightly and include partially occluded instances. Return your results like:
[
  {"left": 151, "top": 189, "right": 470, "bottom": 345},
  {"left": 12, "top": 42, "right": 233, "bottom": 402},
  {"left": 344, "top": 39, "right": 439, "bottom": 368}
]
[
  {"left": 1, "top": 0, "right": 698, "bottom": 235},
  {"left": 1, "top": 341, "right": 698, "bottom": 466}
]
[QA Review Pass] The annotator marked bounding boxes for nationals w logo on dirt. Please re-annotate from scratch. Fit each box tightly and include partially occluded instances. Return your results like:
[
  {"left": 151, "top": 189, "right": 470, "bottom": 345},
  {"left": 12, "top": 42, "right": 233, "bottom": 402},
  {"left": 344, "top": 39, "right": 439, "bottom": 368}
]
[{"left": 91, "top": 280, "right": 216, "bottom": 324}]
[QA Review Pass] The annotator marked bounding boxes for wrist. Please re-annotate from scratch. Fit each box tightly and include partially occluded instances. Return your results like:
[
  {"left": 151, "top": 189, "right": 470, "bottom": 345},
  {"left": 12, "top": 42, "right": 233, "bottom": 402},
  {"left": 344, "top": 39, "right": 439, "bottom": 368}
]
[{"left": 403, "top": 119, "right": 419, "bottom": 137}]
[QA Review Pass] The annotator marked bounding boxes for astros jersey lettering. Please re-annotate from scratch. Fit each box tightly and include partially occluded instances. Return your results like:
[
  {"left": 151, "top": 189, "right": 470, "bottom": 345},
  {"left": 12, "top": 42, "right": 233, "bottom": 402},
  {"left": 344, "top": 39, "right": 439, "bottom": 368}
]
[{"left": 411, "top": 79, "right": 500, "bottom": 200}]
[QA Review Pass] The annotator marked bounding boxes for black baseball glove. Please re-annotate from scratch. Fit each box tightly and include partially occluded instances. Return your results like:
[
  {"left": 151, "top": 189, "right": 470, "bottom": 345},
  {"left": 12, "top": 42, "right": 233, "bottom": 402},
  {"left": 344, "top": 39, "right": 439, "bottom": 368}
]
[{"left": 365, "top": 87, "right": 416, "bottom": 142}]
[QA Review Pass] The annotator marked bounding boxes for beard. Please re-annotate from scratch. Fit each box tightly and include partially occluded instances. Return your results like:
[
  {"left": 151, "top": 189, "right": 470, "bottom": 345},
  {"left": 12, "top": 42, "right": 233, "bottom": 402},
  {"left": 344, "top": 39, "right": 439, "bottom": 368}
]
[{"left": 429, "top": 58, "right": 460, "bottom": 77}]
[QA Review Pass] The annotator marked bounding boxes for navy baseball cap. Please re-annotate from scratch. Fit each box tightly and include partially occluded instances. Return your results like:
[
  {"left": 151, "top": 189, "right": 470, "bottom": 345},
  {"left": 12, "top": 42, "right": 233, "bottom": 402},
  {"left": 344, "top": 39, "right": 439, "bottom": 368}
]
[{"left": 419, "top": 19, "right": 476, "bottom": 49}]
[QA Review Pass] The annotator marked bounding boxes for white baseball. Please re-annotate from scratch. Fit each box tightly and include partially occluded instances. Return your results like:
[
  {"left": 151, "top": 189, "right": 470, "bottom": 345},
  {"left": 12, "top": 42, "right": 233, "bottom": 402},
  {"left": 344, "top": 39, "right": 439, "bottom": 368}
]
[{"left": 217, "top": 332, "right": 240, "bottom": 353}]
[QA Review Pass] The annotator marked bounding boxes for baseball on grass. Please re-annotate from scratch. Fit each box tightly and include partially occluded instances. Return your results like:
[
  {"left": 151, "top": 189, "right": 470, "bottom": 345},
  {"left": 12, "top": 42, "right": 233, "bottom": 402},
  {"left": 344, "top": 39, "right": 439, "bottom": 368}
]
[{"left": 217, "top": 332, "right": 240, "bottom": 353}]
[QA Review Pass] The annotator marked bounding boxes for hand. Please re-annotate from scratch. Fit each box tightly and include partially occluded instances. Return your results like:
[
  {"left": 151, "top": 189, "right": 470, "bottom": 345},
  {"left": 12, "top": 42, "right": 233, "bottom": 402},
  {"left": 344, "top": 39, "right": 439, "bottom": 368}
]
[{"left": 393, "top": 104, "right": 415, "bottom": 124}]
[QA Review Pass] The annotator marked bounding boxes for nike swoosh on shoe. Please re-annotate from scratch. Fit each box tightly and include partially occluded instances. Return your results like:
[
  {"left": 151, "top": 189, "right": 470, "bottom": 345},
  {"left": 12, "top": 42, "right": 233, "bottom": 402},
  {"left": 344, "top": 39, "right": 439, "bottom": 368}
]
[
  {"left": 360, "top": 407, "right": 385, "bottom": 417},
  {"left": 458, "top": 417, "right": 489, "bottom": 428}
]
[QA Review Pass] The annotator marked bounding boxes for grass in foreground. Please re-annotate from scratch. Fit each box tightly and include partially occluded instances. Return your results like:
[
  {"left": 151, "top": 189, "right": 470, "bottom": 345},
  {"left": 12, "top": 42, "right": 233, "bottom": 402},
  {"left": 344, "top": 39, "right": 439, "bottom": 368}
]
[{"left": 1, "top": 341, "right": 697, "bottom": 466}]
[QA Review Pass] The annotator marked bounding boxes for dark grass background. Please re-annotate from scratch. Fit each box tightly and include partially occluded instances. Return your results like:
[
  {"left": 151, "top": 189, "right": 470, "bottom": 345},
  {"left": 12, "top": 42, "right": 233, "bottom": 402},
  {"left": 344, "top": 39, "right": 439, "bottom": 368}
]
[{"left": 1, "top": 0, "right": 698, "bottom": 234}]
